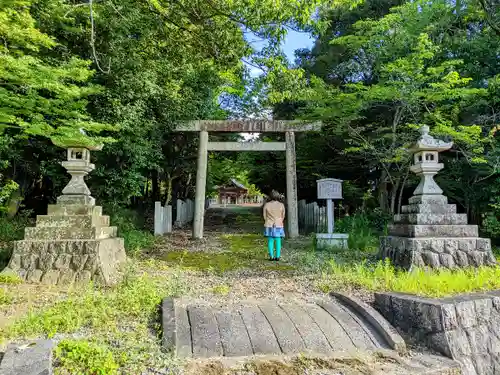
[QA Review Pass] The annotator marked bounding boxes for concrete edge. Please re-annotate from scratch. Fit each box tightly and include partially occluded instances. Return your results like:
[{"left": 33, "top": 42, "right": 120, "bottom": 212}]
[
  {"left": 0, "top": 339, "right": 55, "bottom": 375},
  {"left": 331, "top": 292, "right": 407, "bottom": 354},
  {"left": 161, "top": 297, "right": 176, "bottom": 354}
]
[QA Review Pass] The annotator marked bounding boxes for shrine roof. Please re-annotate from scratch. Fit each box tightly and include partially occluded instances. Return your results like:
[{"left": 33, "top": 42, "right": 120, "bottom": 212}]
[{"left": 216, "top": 179, "right": 248, "bottom": 191}]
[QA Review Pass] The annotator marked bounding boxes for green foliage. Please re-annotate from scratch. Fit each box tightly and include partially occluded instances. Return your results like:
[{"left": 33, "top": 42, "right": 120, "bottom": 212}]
[
  {"left": 482, "top": 214, "right": 500, "bottom": 244},
  {"left": 254, "top": 0, "right": 500, "bottom": 221},
  {"left": 335, "top": 212, "right": 389, "bottom": 250},
  {"left": 207, "top": 153, "right": 263, "bottom": 197},
  {"left": 211, "top": 284, "right": 231, "bottom": 296},
  {"left": 0, "top": 0, "right": 113, "bottom": 148},
  {"left": 0, "top": 272, "right": 22, "bottom": 284},
  {"left": 0, "top": 179, "right": 18, "bottom": 213},
  {"left": 0, "top": 289, "right": 15, "bottom": 305},
  {"left": 54, "top": 340, "right": 119, "bottom": 375}
]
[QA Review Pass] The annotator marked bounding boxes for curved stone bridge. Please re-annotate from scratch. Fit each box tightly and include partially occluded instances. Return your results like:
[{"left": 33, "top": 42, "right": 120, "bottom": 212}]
[{"left": 162, "top": 293, "right": 405, "bottom": 359}]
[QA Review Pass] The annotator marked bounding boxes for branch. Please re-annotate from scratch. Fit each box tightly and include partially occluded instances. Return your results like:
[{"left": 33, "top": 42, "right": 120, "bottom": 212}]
[
  {"left": 475, "top": 159, "right": 500, "bottom": 183},
  {"left": 89, "top": 0, "right": 111, "bottom": 74},
  {"left": 64, "top": 3, "right": 89, "bottom": 18},
  {"left": 109, "top": 0, "right": 127, "bottom": 20},
  {"left": 242, "top": 58, "right": 269, "bottom": 74},
  {"left": 477, "top": 0, "right": 500, "bottom": 36},
  {"left": 347, "top": 123, "right": 397, "bottom": 185}
]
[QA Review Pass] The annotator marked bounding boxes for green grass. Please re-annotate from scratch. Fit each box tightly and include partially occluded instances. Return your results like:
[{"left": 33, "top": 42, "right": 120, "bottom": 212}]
[
  {"left": 0, "top": 272, "right": 22, "bottom": 284},
  {"left": 163, "top": 233, "right": 295, "bottom": 273},
  {"left": 1, "top": 269, "right": 186, "bottom": 374},
  {"left": 0, "top": 289, "right": 15, "bottom": 305},
  {"left": 319, "top": 257, "right": 500, "bottom": 298}
]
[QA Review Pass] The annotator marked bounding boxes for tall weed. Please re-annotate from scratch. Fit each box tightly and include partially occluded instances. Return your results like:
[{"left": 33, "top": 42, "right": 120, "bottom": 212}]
[
  {"left": 335, "top": 214, "right": 379, "bottom": 251},
  {"left": 320, "top": 258, "right": 500, "bottom": 297}
]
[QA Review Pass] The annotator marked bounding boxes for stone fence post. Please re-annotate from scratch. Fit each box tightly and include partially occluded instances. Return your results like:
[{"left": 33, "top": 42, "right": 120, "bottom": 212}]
[
  {"left": 154, "top": 201, "right": 163, "bottom": 236},
  {"left": 155, "top": 201, "right": 173, "bottom": 235}
]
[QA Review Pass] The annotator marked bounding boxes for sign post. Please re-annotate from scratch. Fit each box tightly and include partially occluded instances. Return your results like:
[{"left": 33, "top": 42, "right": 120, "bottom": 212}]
[{"left": 316, "top": 178, "right": 348, "bottom": 249}]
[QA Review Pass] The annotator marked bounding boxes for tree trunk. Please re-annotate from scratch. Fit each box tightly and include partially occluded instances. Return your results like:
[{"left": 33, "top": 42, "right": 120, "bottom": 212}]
[
  {"left": 163, "top": 173, "right": 174, "bottom": 206},
  {"left": 184, "top": 172, "right": 192, "bottom": 199},
  {"left": 390, "top": 178, "right": 400, "bottom": 215},
  {"left": 151, "top": 170, "right": 160, "bottom": 202},
  {"left": 397, "top": 168, "right": 410, "bottom": 214},
  {"left": 378, "top": 169, "right": 389, "bottom": 212}
]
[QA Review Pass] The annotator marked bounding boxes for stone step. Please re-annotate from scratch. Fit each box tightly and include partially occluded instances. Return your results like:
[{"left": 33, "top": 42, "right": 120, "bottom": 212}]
[
  {"left": 163, "top": 296, "right": 402, "bottom": 359},
  {"left": 388, "top": 224, "right": 478, "bottom": 238},
  {"left": 36, "top": 215, "right": 110, "bottom": 228},
  {"left": 394, "top": 213, "right": 467, "bottom": 225},
  {"left": 24, "top": 226, "right": 117, "bottom": 240},
  {"left": 401, "top": 203, "right": 457, "bottom": 214},
  {"left": 47, "top": 204, "right": 103, "bottom": 216},
  {"left": 408, "top": 195, "right": 448, "bottom": 205}
]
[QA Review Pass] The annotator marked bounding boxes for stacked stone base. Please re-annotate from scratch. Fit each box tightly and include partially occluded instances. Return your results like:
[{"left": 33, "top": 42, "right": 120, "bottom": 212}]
[
  {"left": 375, "top": 291, "right": 500, "bottom": 375},
  {"left": 379, "top": 195, "right": 496, "bottom": 269},
  {"left": 2, "top": 202, "right": 127, "bottom": 285}
]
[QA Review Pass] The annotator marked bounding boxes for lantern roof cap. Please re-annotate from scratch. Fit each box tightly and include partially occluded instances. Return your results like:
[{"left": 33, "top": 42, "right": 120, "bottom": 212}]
[{"left": 409, "top": 125, "right": 453, "bottom": 153}]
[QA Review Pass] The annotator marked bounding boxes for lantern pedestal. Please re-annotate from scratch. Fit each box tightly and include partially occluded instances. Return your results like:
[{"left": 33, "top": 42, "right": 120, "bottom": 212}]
[{"left": 1, "top": 146, "right": 127, "bottom": 285}]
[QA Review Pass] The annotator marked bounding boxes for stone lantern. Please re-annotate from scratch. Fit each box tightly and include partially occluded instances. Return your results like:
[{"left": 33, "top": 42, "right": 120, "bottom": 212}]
[
  {"left": 58, "top": 145, "right": 102, "bottom": 206},
  {"left": 1, "top": 142, "right": 127, "bottom": 286},
  {"left": 379, "top": 125, "right": 496, "bottom": 269},
  {"left": 409, "top": 125, "right": 452, "bottom": 198}
]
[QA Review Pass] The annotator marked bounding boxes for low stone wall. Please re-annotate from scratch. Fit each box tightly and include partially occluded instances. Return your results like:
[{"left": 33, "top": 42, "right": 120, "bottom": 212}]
[{"left": 375, "top": 290, "right": 500, "bottom": 375}]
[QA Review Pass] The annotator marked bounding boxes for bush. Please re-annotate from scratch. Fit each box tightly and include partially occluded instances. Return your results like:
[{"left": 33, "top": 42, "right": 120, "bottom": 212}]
[
  {"left": 0, "top": 213, "right": 32, "bottom": 242},
  {"left": 54, "top": 340, "right": 119, "bottom": 375},
  {"left": 334, "top": 213, "right": 382, "bottom": 251},
  {"left": 105, "top": 206, "right": 156, "bottom": 256},
  {"left": 0, "top": 213, "right": 33, "bottom": 268},
  {"left": 482, "top": 213, "right": 500, "bottom": 245}
]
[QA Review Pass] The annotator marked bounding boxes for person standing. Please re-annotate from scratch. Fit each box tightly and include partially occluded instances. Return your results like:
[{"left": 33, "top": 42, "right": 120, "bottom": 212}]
[{"left": 263, "top": 190, "right": 285, "bottom": 261}]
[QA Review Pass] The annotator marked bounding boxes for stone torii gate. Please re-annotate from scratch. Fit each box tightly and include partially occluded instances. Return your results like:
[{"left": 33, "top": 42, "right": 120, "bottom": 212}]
[{"left": 175, "top": 120, "right": 321, "bottom": 239}]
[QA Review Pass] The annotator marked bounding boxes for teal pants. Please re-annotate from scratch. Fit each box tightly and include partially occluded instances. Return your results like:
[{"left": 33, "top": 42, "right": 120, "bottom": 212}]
[{"left": 267, "top": 237, "right": 282, "bottom": 259}]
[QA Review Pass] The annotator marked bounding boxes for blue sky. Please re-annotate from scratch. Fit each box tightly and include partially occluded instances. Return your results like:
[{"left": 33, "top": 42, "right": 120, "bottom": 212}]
[
  {"left": 246, "top": 30, "right": 314, "bottom": 76},
  {"left": 283, "top": 30, "right": 315, "bottom": 61}
]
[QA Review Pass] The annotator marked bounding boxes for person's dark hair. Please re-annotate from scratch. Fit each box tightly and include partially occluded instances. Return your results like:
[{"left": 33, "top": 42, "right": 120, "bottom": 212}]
[{"left": 269, "top": 190, "right": 281, "bottom": 201}]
